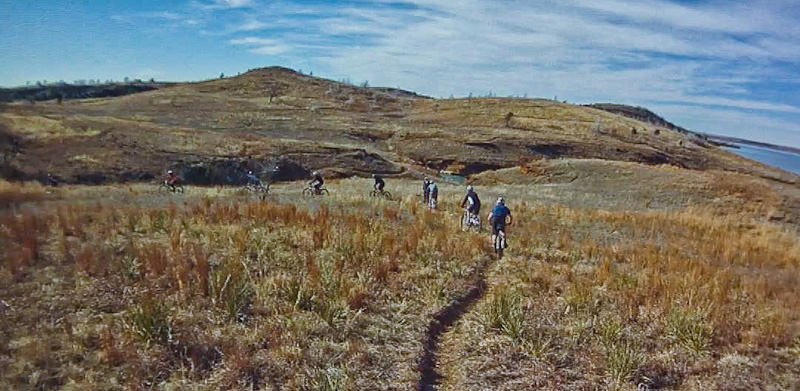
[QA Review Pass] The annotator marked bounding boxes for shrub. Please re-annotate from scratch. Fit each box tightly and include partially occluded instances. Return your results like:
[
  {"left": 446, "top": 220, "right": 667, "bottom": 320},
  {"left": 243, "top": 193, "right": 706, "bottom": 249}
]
[
  {"left": 666, "top": 307, "right": 712, "bottom": 355},
  {"left": 605, "top": 340, "right": 642, "bottom": 383},
  {"left": 482, "top": 286, "right": 526, "bottom": 343},
  {"left": 126, "top": 299, "right": 172, "bottom": 345}
]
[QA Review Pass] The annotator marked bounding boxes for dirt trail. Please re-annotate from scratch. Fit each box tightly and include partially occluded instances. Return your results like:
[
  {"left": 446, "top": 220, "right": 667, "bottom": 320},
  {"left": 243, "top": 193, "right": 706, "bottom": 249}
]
[{"left": 416, "top": 257, "right": 491, "bottom": 391}]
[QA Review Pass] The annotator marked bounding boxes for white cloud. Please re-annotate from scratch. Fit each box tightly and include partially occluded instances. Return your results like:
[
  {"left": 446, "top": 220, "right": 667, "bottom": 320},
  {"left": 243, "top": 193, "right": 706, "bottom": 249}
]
[
  {"left": 236, "top": 19, "right": 267, "bottom": 31},
  {"left": 209, "top": 0, "right": 800, "bottom": 146},
  {"left": 193, "top": 0, "right": 253, "bottom": 10},
  {"left": 229, "top": 37, "right": 287, "bottom": 55}
]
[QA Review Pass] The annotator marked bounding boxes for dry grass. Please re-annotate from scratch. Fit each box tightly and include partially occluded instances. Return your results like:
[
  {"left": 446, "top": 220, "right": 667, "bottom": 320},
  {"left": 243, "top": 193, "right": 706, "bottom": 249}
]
[
  {"left": 1, "top": 177, "right": 798, "bottom": 390},
  {"left": 0, "top": 179, "right": 48, "bottom": 208}
]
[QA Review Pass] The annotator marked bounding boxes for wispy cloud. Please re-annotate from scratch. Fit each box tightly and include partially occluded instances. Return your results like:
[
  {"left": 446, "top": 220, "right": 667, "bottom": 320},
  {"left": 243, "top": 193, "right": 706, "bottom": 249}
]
[
  {"left": 229, "top": 36, "right": 288, "bottom": 55},
  {"left": 194, "top": 0, "right": 253, "bottom": 10},
  {"left": 152, "top": 0, "right": 800, "bottom": 146}
]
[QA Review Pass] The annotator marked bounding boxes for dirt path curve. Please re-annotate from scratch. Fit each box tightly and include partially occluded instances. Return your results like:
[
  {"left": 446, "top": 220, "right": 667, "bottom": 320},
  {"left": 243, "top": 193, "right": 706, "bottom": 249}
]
[{"left": 416, "top": 257, "right": 492, "bottom": 391}]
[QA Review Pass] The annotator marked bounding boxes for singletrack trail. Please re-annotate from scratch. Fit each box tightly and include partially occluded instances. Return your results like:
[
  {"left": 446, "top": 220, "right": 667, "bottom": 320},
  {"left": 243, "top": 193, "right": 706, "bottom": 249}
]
[{"left": 417, "top": 256, "right": 492, "bottom": 391}]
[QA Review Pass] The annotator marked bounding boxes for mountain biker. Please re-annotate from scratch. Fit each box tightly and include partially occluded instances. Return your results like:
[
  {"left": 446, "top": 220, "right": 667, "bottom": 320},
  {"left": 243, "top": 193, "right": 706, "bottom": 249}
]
[
  {"left": 426, "top": 180, "right": 438, "bottom": 209},
  {"left": 372, "top": 173, "right": 385, "bottom": 192},
  {"left": 271, "top": 165, "right": 280, "bottom": 182},
  {"left": 422, "top": 176, "right": 431, "bottom": 203},
  {"left": 310, "top": 171, "right": 324, "bottom": 194},
  {"left": 460, "top": 185, "right": 481, "bottom": 217},
  {"left": 165, "top": 170, "right": 180, "bottom": 191},
  {"left": 488, "top": 197, "right": 512, "bottom": 245},
  {"left": 246, "top": 170, "right": 262, "bottom": 187},
  {"left": 45, "top": 173, "right": 59, "bottom": 187}
]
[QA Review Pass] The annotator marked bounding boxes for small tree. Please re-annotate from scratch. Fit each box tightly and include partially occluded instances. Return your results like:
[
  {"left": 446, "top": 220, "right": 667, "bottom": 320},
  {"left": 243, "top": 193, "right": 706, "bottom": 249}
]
[
  {"left": 266, "top": 83, "right": 283, "bottom": 103},
  {"left": 504, "top": 112, "right": 514, "bottom": 127},
  {"left": 220, "top": 73, "right": 225, "bottom": 79}
]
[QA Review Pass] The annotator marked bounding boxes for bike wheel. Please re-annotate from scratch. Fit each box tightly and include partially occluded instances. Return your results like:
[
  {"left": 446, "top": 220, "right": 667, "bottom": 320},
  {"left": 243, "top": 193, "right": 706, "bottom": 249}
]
[
  {"left": 320, "top": 189, "right": 329, "bottom": 196},
  {"left": 382, "top": 191, "right": 392, "bottom": 200},
  {"left": 175, "top": 184, "right": 185, "bottom": 194},
  {"left": 494, "top": 232, "right": 504, "bottom": 258},
  {"left": 158, "top": 183, "right": 170, "bottom": 193},
  {"left": 370, "top": 190, "right": 378, "bottom": 197},
  {"left": 302, "top": 188, "right": 313, "bottom": 197},
  {"left": 461, "top": 211, "right": 469, "bottom": 231}
]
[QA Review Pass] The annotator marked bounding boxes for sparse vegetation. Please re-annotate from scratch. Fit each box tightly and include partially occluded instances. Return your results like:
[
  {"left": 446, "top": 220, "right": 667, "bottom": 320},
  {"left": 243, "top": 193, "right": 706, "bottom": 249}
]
[
  {"left": 2, "top": 176, "right": 796, "bottom": 390},
  {"left": 1, "top": 67, "right": 799, "bottom": 390}
]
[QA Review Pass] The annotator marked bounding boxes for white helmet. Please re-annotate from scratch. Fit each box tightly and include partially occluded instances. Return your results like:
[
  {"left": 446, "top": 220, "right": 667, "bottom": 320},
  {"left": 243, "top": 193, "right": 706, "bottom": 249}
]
[
  {"left": 167, "top": 170, "right": 173, "bottom": 174},
  {"left": 313, "top": 171, "right": 319, "bottom": 176},
  {"left": 248, "top": 170, "right": 253, "bottom": 175},
  {"left": 466, "top": 185, "right": 473, "bottom": 192},
  {"left": 496, "top": 197, "right": 504, "bottom": 205}
]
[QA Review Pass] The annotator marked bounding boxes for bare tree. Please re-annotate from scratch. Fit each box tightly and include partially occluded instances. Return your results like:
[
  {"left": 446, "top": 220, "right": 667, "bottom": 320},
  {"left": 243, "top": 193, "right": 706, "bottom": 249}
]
[
  {"left": 504, "top": 112, "right": 514, "bottom": 127},
  {"left": 266, "top": 83, "right": 283, "bottom": 103}
]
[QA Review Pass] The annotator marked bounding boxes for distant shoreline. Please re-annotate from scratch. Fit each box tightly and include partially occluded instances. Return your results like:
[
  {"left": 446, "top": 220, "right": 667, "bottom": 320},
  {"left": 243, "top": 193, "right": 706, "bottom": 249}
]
[{"left": 706, "top": 134, "right": 800, "bottom": 155}]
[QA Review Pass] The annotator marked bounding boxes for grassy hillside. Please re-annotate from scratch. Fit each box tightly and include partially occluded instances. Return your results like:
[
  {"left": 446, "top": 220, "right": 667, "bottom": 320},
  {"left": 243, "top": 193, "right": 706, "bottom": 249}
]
[
  {"left": 2, "top": 67, "right": 796, "bottom": 186},
  {"left": 2, "top": 66, "right": 800, "bottom": 390},
  {"left": 1, "top": 174, "right": 798, "bottom": 390}
]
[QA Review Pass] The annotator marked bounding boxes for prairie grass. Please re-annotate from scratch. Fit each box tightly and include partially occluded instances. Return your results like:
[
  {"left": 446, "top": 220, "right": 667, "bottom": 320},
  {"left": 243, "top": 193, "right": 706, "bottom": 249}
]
[
  {"left": 1, "top": 177, "right": 798, "bottom": 390},
  {"left": 0, "top": 179, "right": 48, "bottom": 208}
]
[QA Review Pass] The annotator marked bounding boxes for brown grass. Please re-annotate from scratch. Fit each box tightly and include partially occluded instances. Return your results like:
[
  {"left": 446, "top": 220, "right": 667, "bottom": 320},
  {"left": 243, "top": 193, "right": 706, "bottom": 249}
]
[{"left": 0, "top": 178, "right": 798, "bottom": 390}]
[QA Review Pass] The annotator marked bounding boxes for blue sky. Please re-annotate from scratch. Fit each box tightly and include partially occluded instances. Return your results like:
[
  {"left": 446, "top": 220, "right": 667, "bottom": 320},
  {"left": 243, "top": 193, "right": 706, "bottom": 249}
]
[{"left": 2, "top": 0, "right": 800, "bottom": 147}]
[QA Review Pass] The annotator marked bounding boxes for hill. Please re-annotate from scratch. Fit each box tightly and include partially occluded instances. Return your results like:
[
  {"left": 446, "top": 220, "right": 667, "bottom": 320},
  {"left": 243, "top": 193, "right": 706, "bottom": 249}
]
[
  {"left": 2, "top": 66, "right": 800, "bottom": 391},
  {"left": 585, "top": 103, "right": 692, "bottom": 134},
  {"left": 0, "top": 82, "right": 169, "bottom": 103},
  {"left": 2, "top": 66, "right": 796, "bottom": 187}
]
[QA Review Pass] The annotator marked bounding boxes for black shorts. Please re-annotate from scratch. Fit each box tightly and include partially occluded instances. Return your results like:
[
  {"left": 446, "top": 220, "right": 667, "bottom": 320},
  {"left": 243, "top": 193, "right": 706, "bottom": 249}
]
[
  {"left": 467, "top": 205, "right": 480, "bottom": 215},
  {"left": 491, "top": 220, "right": 506, "bottom": 235},
  {"left": 376, "top": 182, "right": 384, "bottom": 191}
]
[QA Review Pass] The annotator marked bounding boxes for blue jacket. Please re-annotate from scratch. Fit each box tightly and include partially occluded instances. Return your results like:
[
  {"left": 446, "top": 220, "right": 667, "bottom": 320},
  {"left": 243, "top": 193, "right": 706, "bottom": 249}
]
[{"left": 491, "top": 204, "right": 510, "bottom": 222}]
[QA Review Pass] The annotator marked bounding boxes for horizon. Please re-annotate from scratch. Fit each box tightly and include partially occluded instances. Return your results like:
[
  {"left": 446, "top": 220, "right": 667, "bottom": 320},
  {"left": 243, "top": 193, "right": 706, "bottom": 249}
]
[{"left": 2, "top": 0, "right": 800, "bottom": 148}]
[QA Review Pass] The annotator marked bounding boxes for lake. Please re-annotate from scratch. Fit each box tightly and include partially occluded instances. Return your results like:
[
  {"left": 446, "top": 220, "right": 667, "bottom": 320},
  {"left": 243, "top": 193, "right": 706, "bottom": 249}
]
[{"left": 724, "top": 143, "right": 800, "bottom": 175}]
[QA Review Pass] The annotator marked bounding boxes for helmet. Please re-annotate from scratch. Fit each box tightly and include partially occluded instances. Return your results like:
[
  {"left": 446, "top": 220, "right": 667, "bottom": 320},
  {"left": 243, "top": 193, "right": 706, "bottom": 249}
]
[
  {"left": 312, "top": 171, "right": 319, "bottom": 176},
  {"left": 372, "top": 173, "right": 377, "bottom": 178},
  {"left": 496, "top": 197, "right": 504, "bottom": 205},
  {"left": 167, "top": 170, "right": 173, "bottom": 174},
  {"left": 248, "top": 170, "right": 253, "bottom": 175},
  {"left": 466, "top": 185, "right": 473, "bottom": 192}
]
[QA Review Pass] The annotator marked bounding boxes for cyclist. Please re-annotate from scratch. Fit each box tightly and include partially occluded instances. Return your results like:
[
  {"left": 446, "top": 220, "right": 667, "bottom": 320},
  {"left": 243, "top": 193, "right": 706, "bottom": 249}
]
[
  {"left": 426, "top": 180, "right": 438, "bottom": 209},
  {"left": 372, "top": 173, "right": 385, "bottom": 193},
  {"left": 310, "top": 171, "right": 324, "bottom": 194},
  {"left": 422, "top": 176, "right": 431, "bottom": 204},
  {"left": 460, "top": 185, "right": 481, "bottom": 224},
  {"left": 488, "top": 197, "right": 512, "bottom": 247},
  {"left": 271, "top": 165, "right": 280, "bottom": 182},
  {"left": 165, "top": 170, "right": 181, "bottom": 191},
  {"left": 45, "top": 173, "right": 59, "bottom": 187},
  {"left": 246, "top": 170, "right": 263, "bottom": 187}
]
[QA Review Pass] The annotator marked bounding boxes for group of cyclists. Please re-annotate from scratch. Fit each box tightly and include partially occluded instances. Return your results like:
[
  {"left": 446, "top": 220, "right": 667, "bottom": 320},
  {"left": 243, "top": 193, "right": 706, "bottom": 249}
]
[{"left": 162, "top": 168, "right": 513, "bottom": 254}]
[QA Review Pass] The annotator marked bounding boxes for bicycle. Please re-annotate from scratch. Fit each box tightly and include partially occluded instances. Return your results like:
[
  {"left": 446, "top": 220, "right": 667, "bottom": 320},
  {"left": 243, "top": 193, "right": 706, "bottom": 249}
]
[
  {"left": 303, "top": 185, "right": 329, "bottom": 197},
  {"left": 494, "top": 229, "right": 506, "bottom": 258},
  {"left": 428, "top": 196, "right": 437, "bottom": 210},
  {"left": 158, "top": 181, "right": 184, "bottom": 194},
  {"left": 370, "top": 189, "right": 392, "bottom": 200},
  {"left": 461, "top": 209, "right": 482, "bottom": 232},
  {"left": 245, "top": 182, "right": 270, "bottom": 200}
]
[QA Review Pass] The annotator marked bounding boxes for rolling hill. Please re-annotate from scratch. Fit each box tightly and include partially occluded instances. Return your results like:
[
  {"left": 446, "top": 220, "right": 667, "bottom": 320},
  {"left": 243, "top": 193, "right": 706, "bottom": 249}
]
[{"left": 2, "top": 66, "right": 796, "bottom": 186}]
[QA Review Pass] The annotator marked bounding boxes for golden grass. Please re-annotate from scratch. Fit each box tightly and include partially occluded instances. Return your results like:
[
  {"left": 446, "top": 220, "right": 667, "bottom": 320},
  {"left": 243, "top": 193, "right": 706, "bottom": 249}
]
[
  {"left": 1, "top": 178, "right": 798, "bottom": 390},
  {"left": 0, "top": 179, "right": 48, "bottom": 208}
]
